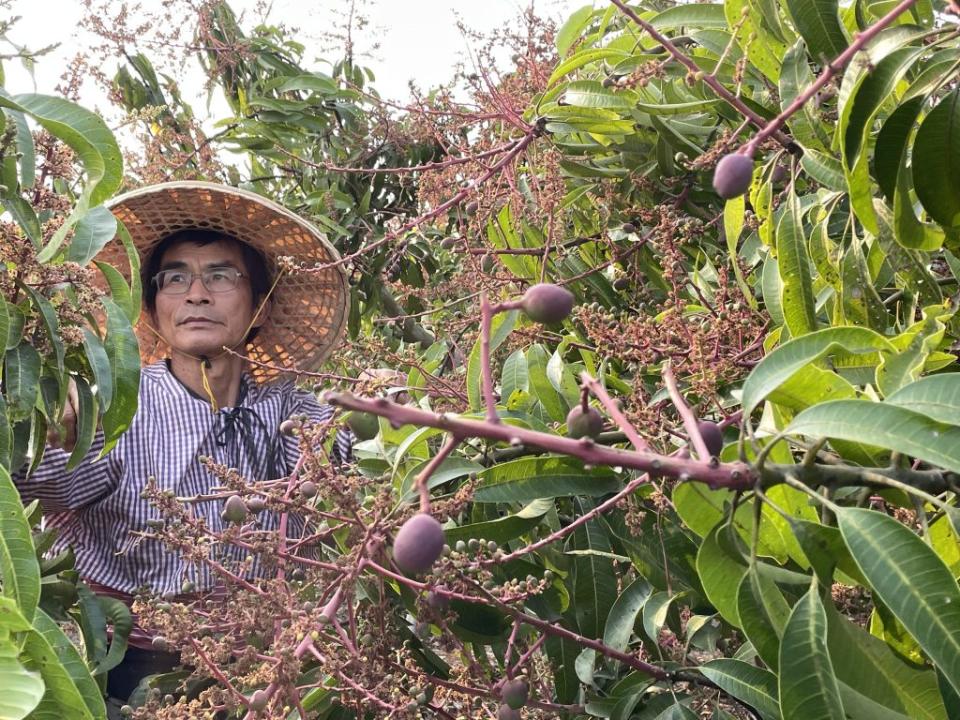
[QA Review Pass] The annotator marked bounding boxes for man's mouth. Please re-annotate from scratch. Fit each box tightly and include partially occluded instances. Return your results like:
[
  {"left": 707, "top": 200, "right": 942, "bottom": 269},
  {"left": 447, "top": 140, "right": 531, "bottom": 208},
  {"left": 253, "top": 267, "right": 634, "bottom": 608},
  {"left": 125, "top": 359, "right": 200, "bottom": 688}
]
[{"left": 179, "top": 317, "right": 219, "bottom": 326}]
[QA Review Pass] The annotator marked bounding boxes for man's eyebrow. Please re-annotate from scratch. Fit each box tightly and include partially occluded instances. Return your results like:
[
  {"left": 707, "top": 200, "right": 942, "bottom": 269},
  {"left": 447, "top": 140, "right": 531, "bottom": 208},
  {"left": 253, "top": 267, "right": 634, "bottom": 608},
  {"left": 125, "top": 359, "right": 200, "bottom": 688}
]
[{"left": 159, "top": 260, "right": 239, "bottom": 270}]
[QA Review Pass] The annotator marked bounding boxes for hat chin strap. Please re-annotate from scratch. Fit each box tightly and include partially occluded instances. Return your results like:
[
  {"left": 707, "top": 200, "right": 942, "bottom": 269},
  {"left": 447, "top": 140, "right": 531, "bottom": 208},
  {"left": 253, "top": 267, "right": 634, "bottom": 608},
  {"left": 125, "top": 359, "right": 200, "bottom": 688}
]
[{"left": 143, "top": 269, "right": 285, "bottom": 412}]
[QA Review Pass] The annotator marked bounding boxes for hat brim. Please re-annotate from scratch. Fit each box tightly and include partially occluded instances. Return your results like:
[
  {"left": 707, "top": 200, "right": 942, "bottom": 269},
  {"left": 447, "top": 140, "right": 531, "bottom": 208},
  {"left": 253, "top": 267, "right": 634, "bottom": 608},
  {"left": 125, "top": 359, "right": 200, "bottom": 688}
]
[{"left": 101, "top": 181, "right": 349, "bottom": 380}]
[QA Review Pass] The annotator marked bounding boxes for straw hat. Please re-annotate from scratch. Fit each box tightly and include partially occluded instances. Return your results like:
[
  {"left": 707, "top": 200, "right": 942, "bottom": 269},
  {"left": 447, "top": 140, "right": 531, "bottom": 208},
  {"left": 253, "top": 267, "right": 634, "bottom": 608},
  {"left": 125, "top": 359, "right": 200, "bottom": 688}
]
[{"left": 100, "top": 181, "right": 349, "bottom": 380}]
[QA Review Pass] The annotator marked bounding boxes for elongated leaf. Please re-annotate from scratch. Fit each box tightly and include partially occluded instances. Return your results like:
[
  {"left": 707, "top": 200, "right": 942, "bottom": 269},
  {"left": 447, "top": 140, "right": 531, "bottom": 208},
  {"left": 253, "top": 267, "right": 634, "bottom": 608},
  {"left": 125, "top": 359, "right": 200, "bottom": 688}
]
[
  {"left": 548, "top": 48, "right": 630, "bottom": 85},
  {"left": 696, "top": 524, "right": 747, "bottom": 626},
  {"left": 569, "top": 501, "right": 618, "bottom": 639},
  {"left": 0, "top": 466, "right": 40, "bottom": 624},
  {"left": 826, "top": 601, "right": 948, "bottom": 720},
  {"left": 66, "top": 205, "right": 117, "bottom": 265},
  {"left": 742, "top": 327, "right": 895, "bottom": 416},
  {"left": 4, "top": 343, "right": 42, "bottom": 422},
  {"left": 566, "top": 80, "right": 637, "bottom": 110},
  {"left": 780, "top": 41, "right": 829, "bottom": 151},
  {"left": 777, "top": 191, "right": 816, "bottom": 337},
  {"left": 0, "top": 295, "right": 8, "bottom": 359},
  {"left": 21, "top": 285, "right": 63, "bottom": 370},
  {"left": 0, "top": 93, "right": 122, "bottom": 262},
  {"left": 474, "top": 456, "right": 619, "bottom": 502},
  {"left": 779, "top": 586, "right": 845, "bottom": 719},
  {"left": 556, "top": 5, "right": 595, "bottom": 56},
  {"left": 66, "top": 378, "right": 98, "bottom": 471},
  {"left": 500, "top": 349, "right": 529, "bottom": 403},
  {"left": 737, "top": 568, "right": 790, "bottom": 670},
  {"left": 886, "top": 374, "right": 960, "bottom": 424},
  {"left": 444, "top": 498, "right": 552, "bottom": 544},
  {"left": 22, "top": 608, "right": 103, "bottom": 719},
  {"left": 603, "top": 577, "right": 653, "bottom": 654},
  {"left": 788, "top": 400, "right": 960, "bottom": 474},
  {"left": 99, "top": 296, "right": 140, "bottom": 454},
  {"left": 700, "top": 659, "right": 780, "bottom": 720},
  {"left": 784, "top": 0, "right": 847, "bottom": 61},
  {"left": 0, "top": 638, "right": 43, "bottom": 720},
  {"left": 81, "top": 328, "right": 112, "bottom": 412},
  {"left": 837, "top": 508, "right": 960, "bottom": 696},
  {"left": 913, "top": 89, "right": 960, "bottom": 232}
]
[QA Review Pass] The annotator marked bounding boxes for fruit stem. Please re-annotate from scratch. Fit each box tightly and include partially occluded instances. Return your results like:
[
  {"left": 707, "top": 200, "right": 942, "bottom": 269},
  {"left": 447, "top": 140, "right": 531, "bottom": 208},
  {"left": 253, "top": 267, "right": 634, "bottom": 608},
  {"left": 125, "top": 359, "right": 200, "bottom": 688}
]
[
  {"left": 580, "top": 372, "right": 649, "bottom": 452},
  {"left": 415, "top": 434, "right": 459, "bottom": 512}
]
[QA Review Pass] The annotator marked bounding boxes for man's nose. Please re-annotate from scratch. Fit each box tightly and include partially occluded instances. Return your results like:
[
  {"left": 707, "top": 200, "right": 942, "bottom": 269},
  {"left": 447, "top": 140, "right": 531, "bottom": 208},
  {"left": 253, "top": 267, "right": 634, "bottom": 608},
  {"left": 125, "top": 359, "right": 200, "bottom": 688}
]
[{"left": 184, "top": 274, "right": 212, "bottom": 302}]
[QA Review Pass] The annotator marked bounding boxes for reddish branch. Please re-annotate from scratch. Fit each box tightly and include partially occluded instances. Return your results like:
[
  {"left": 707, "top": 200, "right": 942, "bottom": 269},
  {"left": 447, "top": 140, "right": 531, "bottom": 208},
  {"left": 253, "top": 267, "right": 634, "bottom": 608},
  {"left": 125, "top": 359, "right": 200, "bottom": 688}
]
[
  {"left": 609, "top": 0, "right": 795, "bottom": 150},
  {"left": 323, "top": 391, "right": 754, "bottom": 489},
  {"left": 744, "top": 0, "right": 921, "bottom": 154}
]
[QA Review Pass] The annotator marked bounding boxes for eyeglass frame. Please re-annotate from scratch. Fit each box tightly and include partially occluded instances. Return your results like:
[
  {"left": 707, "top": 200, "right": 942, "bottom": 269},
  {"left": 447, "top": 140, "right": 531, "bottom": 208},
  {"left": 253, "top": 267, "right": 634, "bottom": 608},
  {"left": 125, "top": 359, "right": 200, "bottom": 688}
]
[{"left": 151, "top": 266, "right": 248, "bottom": 295}]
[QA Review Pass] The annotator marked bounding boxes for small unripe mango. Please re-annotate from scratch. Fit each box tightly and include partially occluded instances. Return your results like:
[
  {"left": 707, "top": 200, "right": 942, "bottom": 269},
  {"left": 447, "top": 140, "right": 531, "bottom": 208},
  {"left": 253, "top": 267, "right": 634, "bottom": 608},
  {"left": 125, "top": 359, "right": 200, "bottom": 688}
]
[
  {"left": 393, "top": 513, "right": 446, "bottom": 575},
  {"left": 697, "top": 420, "right": 724, "bottom": 457},
  {"left": 501, "top": 679, "right": 529, "bottom": 709},
  {"left": 221, "top": 495, "right": 248, "bottom": 524},
  {"left": 712, "top": 153, "right": 754, "bottom": 199},
  {"left": 521, "top": 283, "right": 575, "bottom": 324},
  {"left": 566, "top": 405, "right": 604, "bottom": 439},
  {"left": 346, "top": 411, "right": 379, "bottom": 441}
]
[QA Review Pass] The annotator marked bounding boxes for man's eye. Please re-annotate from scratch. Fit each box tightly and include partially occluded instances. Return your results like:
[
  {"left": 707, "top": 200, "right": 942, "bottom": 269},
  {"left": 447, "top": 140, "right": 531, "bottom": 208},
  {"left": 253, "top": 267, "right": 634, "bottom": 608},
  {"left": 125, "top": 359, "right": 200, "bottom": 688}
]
[
  {"left": 208, "top": 269, "right": 232, "bottom": 282},
  {"left": 166, "top": 272, "right": 189, "bottom": 285}
]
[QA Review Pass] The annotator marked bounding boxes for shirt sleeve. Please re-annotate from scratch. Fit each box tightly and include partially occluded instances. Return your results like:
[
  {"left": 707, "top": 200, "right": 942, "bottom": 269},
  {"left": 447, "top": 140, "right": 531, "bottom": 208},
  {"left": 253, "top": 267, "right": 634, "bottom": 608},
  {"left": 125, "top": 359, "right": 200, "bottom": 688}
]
[
  {"left": 11, "top": 430, "right": 123, "bottom": 511},
  {"left": 280, "top": 390, "right": 354, "bottom": 470}
]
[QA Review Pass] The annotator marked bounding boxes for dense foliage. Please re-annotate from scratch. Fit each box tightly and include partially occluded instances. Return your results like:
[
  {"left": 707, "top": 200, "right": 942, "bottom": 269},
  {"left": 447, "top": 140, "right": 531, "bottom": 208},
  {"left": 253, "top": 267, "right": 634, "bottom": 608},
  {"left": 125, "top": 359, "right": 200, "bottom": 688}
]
[{"left": 3, "top": 0, "right": 960, "bottom": 717}]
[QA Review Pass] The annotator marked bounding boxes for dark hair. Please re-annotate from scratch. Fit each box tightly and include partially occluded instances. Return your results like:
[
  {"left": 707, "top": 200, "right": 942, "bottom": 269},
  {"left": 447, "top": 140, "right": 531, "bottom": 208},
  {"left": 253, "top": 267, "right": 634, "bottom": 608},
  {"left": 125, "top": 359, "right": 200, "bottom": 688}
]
[{"left": 143, "top": 229, "right": 271, "bottom": 341}]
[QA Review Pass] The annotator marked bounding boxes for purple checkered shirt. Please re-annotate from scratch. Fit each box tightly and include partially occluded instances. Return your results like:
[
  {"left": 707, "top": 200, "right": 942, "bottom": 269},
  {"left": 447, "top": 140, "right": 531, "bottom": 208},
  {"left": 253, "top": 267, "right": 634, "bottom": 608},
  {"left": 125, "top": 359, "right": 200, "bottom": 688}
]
[{"left": 13, "top": 360, "right": 351, "bottom": 598}]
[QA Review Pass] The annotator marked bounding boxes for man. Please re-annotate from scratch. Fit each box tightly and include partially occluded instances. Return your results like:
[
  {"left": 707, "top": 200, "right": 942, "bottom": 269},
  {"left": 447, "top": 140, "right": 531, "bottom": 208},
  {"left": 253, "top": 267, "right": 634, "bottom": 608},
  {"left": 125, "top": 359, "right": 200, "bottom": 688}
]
[{"left": 13, "top": 182, "right": 352, "bottom": 705}]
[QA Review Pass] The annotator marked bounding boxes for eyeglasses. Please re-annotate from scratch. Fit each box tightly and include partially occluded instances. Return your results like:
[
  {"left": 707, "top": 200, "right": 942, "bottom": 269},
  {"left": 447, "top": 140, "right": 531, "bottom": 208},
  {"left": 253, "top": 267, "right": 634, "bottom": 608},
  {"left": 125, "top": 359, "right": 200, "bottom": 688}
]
[{"left": 152, "top": 267, "right": 246, "bottom": 295}]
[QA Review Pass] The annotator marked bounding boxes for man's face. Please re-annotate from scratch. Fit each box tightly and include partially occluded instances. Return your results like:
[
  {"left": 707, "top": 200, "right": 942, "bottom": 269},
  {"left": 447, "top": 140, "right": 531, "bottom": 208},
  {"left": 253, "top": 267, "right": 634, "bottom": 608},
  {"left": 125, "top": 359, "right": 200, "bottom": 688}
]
[{"left": 150, "top": 239, "right": 266, "bottom": 360}]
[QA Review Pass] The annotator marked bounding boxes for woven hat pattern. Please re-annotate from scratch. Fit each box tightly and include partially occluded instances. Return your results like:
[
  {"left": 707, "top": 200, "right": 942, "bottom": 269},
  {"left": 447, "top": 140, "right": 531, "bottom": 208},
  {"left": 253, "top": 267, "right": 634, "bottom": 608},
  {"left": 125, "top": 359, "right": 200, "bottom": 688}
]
[{"left": 102, "top": 182, "right": 349, "bottom": 380}]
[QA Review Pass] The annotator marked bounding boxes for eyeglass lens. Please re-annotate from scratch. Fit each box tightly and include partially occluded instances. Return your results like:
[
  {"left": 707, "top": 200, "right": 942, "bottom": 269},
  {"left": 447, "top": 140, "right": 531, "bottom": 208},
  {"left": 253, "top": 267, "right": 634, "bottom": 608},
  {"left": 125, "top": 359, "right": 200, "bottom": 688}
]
[{"left": 155, "top": 268, "right": 241, "bottom": 294}]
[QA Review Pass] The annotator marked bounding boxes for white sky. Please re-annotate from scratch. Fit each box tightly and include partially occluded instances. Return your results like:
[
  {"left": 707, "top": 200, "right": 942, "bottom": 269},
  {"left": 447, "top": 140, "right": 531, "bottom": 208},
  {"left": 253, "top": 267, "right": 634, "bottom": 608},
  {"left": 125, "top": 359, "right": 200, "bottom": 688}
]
[{"left": 4, "top": 0, "right": 587, "bottom": 122}]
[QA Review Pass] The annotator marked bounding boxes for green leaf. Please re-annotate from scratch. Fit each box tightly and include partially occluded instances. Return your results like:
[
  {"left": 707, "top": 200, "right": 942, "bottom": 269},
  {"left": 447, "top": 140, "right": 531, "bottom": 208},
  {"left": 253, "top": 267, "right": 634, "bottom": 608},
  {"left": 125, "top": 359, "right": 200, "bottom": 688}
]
[
  {"left": 548, "top": 48, "right": 630, "bottom": 85},
  {"left": 837, "top": 508, "right": 960, "bottom": 697},
  {"left": 466, "top": 309, "right": 517, "bottom": 412},
  {"left": 399, "top": 457, "right": 482, "bottom": 502},
  {"left": 776, "top": 191, "right": 817, "bottom": 337},
  {"left": 21, "top": 286, "right": 63, "bottom": 371},
  {"left": 650, "top": 3, "right": 728, "bottom": 28},
  {"left": 778, "top": 586, "right": 845, "bottom": 720},
  {"left": 66, "top": 205, "right": 117, "bottom": 265},
  {"left": 569, "top": 501, "right": 618, "bottom": 639},
  {"left": 94, "top": 261, "right": 133, "bottom": 326},
  {"left": 3, "top": 342, "right": 41, "bottom": 422},
  {"left": 741, "top": 327, "right": 895, "bottom": 416},
  {"left": 65, "top": 378, "right": 98, "bottom": 472},
  {"left": 565, "top": 80, "right": 637, "bottom": 110},
  {"left": 886, "top": 374, "right": 960, "bottom": 424},
  {"left": 546, "top": 634, "right": 581, "bottom": 704},
  {"left": 736, "top": 568, "right": 790, "bottom": 670},
  {"left": 876, "top": 96, "right": 924, "bottom": 202},
  {"left": 700, "top": 659, "right": 780, "bottom": 720},
  {"left": 913, "top": 89, "right": 960, "bottom": 232},
  {"left": 784, "top": 0, "right": 847, "bottom": 61},
  {"left": 0, "top": 295, "right": 9, "bottom": 359},
  {"left": 876, "top": 306, "right": 952, "bottom": 396},
  {"left": 556, "top": 5, "right": 595, "bottom": 56},
  {"left": 0, "top": 637, "right": 43, "bottom": 720},
  {"left": 0, "top": 466, "right": 40, "bottom": 624},
  {"left": 474, "top": 456, "right": 620, "bottom": 502},
  {"left": 780, "top": 41, "right": 829, "bottom": 151},
  {"left": 81, "top": 329, "right": 113, "bottom": 412},
  {"left": 0, "top": 93, "right": 122, "bottom": 262},
  {"left": 603, "top": 577, "right": 653, "bottom": 654},
  {"left": 22, "top": 608, "right": 103, "bottom": 719},
  {"left": 99, "top": 296, "right": 140, "bottom": 454},
  {"left": 696, "top": 524, "right": 747, "bottom": 626},
  {"left": 500, "top": 349, "right": 529, "bottom": 403},
  {"left": 826, "top": 602, "right": 948, "bottom": 720},
  {"left": 526, "top": 344, "right": 569, "bottom": 422},
  {"left": 787, "top": 400, "right": 960, "bottom": 474},
  {"left": 443, "top": 498, "right": 552, "bottom": 545}
]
